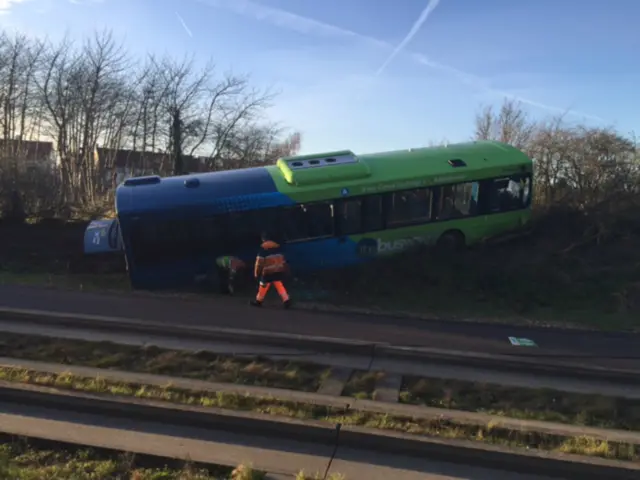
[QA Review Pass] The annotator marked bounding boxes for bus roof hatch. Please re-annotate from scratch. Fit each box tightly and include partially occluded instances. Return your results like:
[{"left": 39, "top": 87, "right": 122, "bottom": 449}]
[{"left": 277, "top": 150, "right": 371, "bottom": 186}]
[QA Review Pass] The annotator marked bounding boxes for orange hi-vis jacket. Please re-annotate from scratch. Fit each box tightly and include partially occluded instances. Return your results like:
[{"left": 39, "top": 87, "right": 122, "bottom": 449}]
[{"left": 254, "top": 240, "right": 287, "bottom": 282}]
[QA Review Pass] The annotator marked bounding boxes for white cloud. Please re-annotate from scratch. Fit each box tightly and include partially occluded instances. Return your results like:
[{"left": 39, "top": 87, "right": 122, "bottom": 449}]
[
  {"left": 0, "top": 0, "right": 29, "bottom": 15},
  {"left": 197, "top": 0, "right": 604, "bottom": 121}
]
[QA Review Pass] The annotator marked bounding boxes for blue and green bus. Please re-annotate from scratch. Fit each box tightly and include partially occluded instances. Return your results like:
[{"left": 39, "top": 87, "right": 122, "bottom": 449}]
[{"left": 84, "top": 140, "right": 533, "bottom": 289}]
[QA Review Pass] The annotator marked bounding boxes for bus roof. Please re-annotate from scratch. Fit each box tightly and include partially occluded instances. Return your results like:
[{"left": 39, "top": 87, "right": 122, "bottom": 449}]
[
  {"left": 116, "top": 140, "right": 531, "bottom": 215},
  {"left": 362, "top": 140, "right": 529, "bottom": 177},
  {"left": 267, "top": 140, "right": 531, "bottom": 200},
  {"left": 115, "top": 166, "right": 284, "bottom": 215}
]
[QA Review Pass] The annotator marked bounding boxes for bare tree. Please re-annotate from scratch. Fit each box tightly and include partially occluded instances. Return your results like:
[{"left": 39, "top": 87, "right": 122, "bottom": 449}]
[
  {"left": 474, "top": 99, "right": 537, "bottom": 150},
  {"left": 147, "top": 55, "right": 276, "bottom": 174},
  {"left": 2, "top": 28, "right": 300, "bottom": 217},
  {"left": 474, "top": 99, "right": 639, "bottom": 210}
]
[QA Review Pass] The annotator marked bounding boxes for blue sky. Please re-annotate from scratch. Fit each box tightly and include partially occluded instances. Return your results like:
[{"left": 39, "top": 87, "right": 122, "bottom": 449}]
[{"left": 1, "top": 0, "right": 638, "bottom": 155}]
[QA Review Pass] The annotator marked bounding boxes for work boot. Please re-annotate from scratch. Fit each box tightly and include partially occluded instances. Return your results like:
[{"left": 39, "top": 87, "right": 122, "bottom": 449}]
[
  {"left": 250, "top": 299, "right": 262, "bottom": 307},
  {"left": 283, "top": 299, "right": 292, "bottom": 309}
]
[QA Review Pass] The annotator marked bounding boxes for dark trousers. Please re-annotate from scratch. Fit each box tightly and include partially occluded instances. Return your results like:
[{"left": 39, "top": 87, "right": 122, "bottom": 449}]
[{"left": 217, "top": 266, "right": 242, "bottom": 294}]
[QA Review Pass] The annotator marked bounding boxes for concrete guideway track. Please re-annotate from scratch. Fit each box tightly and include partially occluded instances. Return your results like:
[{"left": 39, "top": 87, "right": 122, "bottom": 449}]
[
  {"left": 1, "top": 382, "right": 638, "bottom": 480},
  {"left": 1, "top": 285, "right": 639, "bottom": 371},
  {"left": 0, "top": 406, "right": 557, "bottom": 480},
  {"left": 2, "top": 318, "right": 640, "bottom": 399}
]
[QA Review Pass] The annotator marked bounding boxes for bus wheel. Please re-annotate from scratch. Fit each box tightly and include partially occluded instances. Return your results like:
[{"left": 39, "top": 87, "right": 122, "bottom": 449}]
[{"left": 437, "top": 230, "right": 465, "bottom": 252}]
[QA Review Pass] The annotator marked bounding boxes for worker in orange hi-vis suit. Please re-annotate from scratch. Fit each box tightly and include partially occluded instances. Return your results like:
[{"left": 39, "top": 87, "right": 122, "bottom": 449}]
[{"left": 250, "top": 232, "right": 292, "bottom": 308}]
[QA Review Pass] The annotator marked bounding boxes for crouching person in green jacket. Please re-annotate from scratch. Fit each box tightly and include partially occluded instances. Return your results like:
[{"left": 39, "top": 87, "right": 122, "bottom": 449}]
[{"left": 215, "top": 255, "right": 247, "bottom": 295}]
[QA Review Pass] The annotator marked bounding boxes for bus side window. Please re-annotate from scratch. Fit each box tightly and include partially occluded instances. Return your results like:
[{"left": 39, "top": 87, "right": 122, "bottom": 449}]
[
  {"left": 190, "top": 216, "right": 225, "bottom": 256},
  {"left": 362, "top": 195, "right": 384, "bottom": 232},
  {"left": 489, "top": 177, "right": 526, "bottom": 212},
  {"left": 130, "top": 220, "right": 155, "bottom": 265},
  {"left": 455, "top": 182, "right": 477, "bottom": 216},
  {"left": 282, "top": 202, "right": 333, "bottom": 242},
  {"left": 306, "top": 202, "right": 334, "bottom": 238},
  {"left": 437, "top": 186, "right": 457, "bottom": 219},
  {"left": 227, "top": 211, "right": 258, "bottom": 251},
  {"left": 253, "top": 207, "right": 282, "bottom": 242},
  {"left": 437, "top": 182, "right": 477, "bottom": 220},
  {"left": 386, "top": 188, "right": 431, "bottom": 227},
  {"left": 336, "top": 198, "right": 363, "bottom": 236},
  {"left": 281, "top": 206, "right": 305, "bottom": 242}
]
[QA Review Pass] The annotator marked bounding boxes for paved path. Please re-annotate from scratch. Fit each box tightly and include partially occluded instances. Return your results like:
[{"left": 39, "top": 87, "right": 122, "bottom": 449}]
[
  {"left": 1, "top": 285, "right": 639, "bottom": 370},
  {"left": 0, "top": 402, "right": 563, "bottom": 479}
]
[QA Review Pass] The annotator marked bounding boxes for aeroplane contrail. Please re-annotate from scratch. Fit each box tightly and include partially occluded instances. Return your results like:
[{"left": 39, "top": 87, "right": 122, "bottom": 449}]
[{"left": 376, "top": 0, "right": 442, "bottom": 76}]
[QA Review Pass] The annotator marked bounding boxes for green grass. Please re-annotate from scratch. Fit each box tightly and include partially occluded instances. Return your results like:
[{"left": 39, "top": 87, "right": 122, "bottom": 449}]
[
  {"left": 0, "top": 333, "right": 330, "bottom": 392},
  {"left": 2, "top": 208, "right": 640, "bottom": 331},
  {"left": 400, "top": 375, "right": 640, "bottom": 431},
  {"left": 0, "top": 440, "right": 241, "bottom": 479},
  {"left": 0, "top": 271, "right": 131, "bottom": 293},
  {"left": 296, "top": 472, "right": 346, "bottom": 480},
  {"left": 301, "top": 213, "right": 640, "bottom": 331},
  {"left": 341, "top": 371, "right": 384, "bottom": 400},
  {"left": 5, "top": 332, "right": 640, "bottom": 435},
  {"left": 1, "top": 366, "right": 638, "bottom": 462}
]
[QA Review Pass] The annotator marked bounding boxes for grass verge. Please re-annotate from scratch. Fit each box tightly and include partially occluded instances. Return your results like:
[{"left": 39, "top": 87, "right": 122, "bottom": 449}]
[
  {"left": 0, "top": 333, "right": 330, "bottom": 392},
  {"left": 400, "top": 375, "right": 640, "bottom": 431},
  {"left": 342, "top": 371, "right": 384, "bottom": 400},
  {"left": 1, "top": 366, "right": 638, "bottom": 462},
  {"left": 0, "top": 270, "right": 131, "bottom": 292},
  {"left": 342, "top": 370, "right": 640, "bottom": 432},
  {"left": 0, "top": 436, "right": 264, "bottom": 479},
  {"left": 296, "top": 472, "right": 346, "bottom": 480}
]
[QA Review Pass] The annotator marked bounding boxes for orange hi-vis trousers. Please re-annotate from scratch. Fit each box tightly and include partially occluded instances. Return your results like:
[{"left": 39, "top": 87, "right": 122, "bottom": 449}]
[{"left": 256, "top": 281, "right": 289, "bottom": 302}]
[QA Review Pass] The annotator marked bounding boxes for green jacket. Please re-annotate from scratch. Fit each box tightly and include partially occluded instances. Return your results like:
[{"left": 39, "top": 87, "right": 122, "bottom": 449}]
[{"left": 215, "top": 256, "right": 246, "bottom": 272}]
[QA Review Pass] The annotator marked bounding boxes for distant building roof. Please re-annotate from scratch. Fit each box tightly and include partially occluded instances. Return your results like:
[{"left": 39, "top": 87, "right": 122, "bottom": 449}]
[
  {"left": 0, "top": 139, "right": 53, "bottom": 161},
  {"left": 96, "top": 148, "right": 202, "bottom": 172}
]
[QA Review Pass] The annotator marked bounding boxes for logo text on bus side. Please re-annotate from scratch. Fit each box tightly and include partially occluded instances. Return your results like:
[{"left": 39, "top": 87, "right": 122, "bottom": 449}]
[{"left": 356, "top": 236, "right": 431, "bottom": 256}]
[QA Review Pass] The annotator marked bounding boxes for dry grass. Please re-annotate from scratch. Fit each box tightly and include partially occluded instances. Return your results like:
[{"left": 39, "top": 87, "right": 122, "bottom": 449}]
[
  {"left": 401, "top": 376, "right": 640, "bottom": 431},
  {"left": 0, "top": 440, "right": 242, "bottom": 479},
  {"left": 342, "top": 371, "right": 386, "bottom": 400},
  {"left": 296, "top": 471, "right": 346, "bottom": 480},
  {"left": 0, "top": 333, "right": 330, "bottom": 392},
  {"left": 0, "top": 271, "right": 131, "bottom": 292},
  {"left": 1, "top": 366, "right": 638, "bottom": 462}
]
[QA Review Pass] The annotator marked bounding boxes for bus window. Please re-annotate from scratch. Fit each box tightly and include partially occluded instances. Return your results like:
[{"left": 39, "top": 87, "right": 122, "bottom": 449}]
[
  {"left": 130, "top": 220, "right": 158, "bottom": 265},
  {"left": 189, "top": 216, "right": 225, "bottom": 256},
  {"left": 438, "top": 182, "right": 477, "bottom": 219},
  {"left": 307, "top": 202, "right": 334, "bottom": 238},
  {"left": 227, "top": 210, "right": 258, "bottom": 250},
  {"left": 362, "top": 195, "right": 384, "bottom": 232},
  {"left": 336, "top": 198, "right": 363, "bottom": 235},
  {"left": 168, "top": 219, "right": 190, "bottom": 253},
  {"left": 386, "top": 188, "right": 431, "bottom": 227},
  {"left": 454, "top": 182, "right": 477, "bottom": 215},
  {"left": 282, "top": 202, "right": 334, "bottom": 242},
  {"left": 489, "top": 176, "right": 528, "bottom": 212},
  {"left": 253, "top": 207, "right": 282, "bottom": 241}
]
